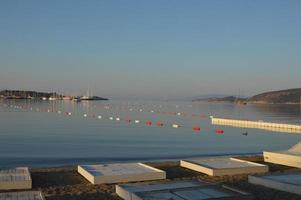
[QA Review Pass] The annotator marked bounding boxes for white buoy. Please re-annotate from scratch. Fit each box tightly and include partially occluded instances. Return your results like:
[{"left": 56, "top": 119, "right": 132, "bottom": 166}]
[
  {"left": 47, "top": 109, "right": 50, "bottom": 113},
  {"left": 109, "top": 117, "right": 114, "bottom": 120},
  {"left": 67, "top": 112, "right": 72, "bottom": 116},
  {"left": 139, "top": 109, "right": 143, "bottom": 112},
  {"left": 172, "top": 124, "right": 180, "bottom": 128},
  {"left": 116, "top": 117, "right": 120, "bottom": 121},
  {"left": 150, "top": 110, "right": 154, "bottom": 113},
  {"left": 129, "top": 108, "right": 133, "bottom": 111},
  {"left": 98, "top": 115, "right": 102, "bottom": 119},
  {"left": 83, "top": 114, "right": 88, "bottom": 118},
  {"left": 177, "top": 112, "right": 181, "bottom": 116},
  {"left": 135, "top": 120, "right": 140, "bottom": 124}
]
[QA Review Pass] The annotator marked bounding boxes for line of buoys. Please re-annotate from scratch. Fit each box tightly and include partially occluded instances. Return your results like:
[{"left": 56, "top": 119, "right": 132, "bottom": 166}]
[
  {"left": 2, "top": 103, "right": 224, "bottom": 134},
  {"left": 94, "top": 104, "right": 208, "bottom": 120}
]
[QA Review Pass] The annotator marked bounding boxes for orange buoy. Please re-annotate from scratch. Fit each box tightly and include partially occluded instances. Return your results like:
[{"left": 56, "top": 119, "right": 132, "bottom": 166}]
[
  {"left": 157, "top": 121, "right": 164, "bottom": 127},
  {"left": 192, "top": 126, "right": 201, "bottom": 131},
  {"left": 215, "top": 129, "right": 224, "bottom": 134}
]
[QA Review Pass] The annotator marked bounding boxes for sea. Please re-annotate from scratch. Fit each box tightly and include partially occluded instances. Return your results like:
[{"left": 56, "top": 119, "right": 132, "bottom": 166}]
[{"left": 0, "top": 99, "right": 301, "bottom": 168}]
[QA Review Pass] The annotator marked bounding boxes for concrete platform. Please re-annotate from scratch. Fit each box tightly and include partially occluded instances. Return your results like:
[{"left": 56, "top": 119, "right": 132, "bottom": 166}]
[
  {"left": 116, "top": 180, "right": 253, "bottom": 200},
  {"left": 78, "top": 163, "right": 166, "bottom": 184},
  {"left": 0, "top": 167, "right": 32, "bottom": 190},
  {"left": 248, "top": 172, "right": 301, "bottom": 195},
  {"left": 180, "top": 156, "right": 268, "bottom": 176},
  {"left": 264, "top": 141, "right": 301, "bottom": 168},
  {"left": 0, "top": 191, "right": 45, "bottom": 200}
]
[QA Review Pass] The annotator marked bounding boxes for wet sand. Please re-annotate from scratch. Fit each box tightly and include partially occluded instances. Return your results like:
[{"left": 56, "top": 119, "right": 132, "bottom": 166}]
[{"left": 24, "top": 155, "right": 301, "bottom": 200}]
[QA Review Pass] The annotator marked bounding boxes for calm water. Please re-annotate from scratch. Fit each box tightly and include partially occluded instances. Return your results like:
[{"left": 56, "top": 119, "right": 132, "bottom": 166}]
[{"left": 0, "top": 99, "right": 301, "bottom": 167}]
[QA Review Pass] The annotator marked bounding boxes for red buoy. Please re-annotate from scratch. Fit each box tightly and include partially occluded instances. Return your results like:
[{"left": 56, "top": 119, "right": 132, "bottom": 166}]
[
  {"left": 157, "top": 121, "right": 164, "bottom": 127},
  {"left": 192, "top": 126, "right": 201, "bottom": 131},
  {"left": 145, "top": 121, "right": 152, "bottom": 126},
  {"left": 215, "top": 129, "right": 224, "bottom": 134}
]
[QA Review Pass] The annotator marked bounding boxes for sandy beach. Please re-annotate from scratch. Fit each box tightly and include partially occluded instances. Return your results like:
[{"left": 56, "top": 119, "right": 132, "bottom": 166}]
[{"left": 9, "top": 155, "right": 296, "bottom": 200}]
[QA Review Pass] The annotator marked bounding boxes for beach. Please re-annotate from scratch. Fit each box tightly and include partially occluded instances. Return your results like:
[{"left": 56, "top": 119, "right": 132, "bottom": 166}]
[{"left": 17, "top": 155, "right": 300, "bottom": 200}]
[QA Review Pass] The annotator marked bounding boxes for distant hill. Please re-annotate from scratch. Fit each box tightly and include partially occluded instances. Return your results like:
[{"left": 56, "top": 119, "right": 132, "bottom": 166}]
[
  {"left": 193, "top": 96, "right": 246, "bottom": 103},
  {"left": 193, "top": 88, "right": 301, "bottom": 104},
  {"left": 248, "top": 88, "right": 301, "bottom": 104}
]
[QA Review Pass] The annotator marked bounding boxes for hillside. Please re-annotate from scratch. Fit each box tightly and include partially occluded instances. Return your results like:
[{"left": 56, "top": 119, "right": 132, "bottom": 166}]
[
  {"left": 193, "top": 96, "right": 246, "bottom": 103},
  {"left": 248, "top": 88, "right": 301, "bottom": 104}
]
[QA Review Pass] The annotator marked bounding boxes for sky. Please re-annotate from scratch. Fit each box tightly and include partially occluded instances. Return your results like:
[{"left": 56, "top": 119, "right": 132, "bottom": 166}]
[{"left": 0, "top": 0, "right": 300, "bottom": 99}]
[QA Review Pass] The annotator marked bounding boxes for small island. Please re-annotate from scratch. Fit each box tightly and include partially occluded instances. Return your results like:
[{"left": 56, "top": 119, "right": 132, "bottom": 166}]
[{"left": 0, "top": 90, "right": 109, "bottom": 101}]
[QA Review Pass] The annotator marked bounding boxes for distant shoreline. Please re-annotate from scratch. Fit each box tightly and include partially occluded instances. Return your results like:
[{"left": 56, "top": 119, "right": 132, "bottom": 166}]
[
  {"left": 0, "top": 89, "right": 109, "bottom": 101},
  {"left": 193, "top": 88, "right": 301, "bottom": 105}
]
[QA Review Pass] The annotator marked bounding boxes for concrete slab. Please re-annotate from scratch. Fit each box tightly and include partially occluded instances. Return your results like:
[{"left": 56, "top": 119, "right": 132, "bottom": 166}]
[
  {"left": 78, "top": 163, "right": 166, "bottom": 184},
  {"left": 180, "top": 156, "right": 268, "bottom": 176},
  {"left": 248, "top": 172, "right": 301, "bottom": 195},
  {"left": 116, "top": 180, "right": 253, "bottom": 200},
  {"left": 0, "top": 167, "right": 32, "bottom": 190},
  {"left": 0, "top": 191, "right": 45, "bottom": 200},
  {"left": 264, "top": 141, "right": 301, "bottom": 168}
]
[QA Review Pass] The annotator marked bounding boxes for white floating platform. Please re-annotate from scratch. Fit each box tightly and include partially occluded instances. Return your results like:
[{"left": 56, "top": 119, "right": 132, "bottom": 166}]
[
  {"left": 211, "top": 116, "right": 301, "bottom": 134},
  {"left": 0, "top": 191, "right": 45, "bottom": 200},
  {"left": 116, "top": 180, "right": 252, "bottom": 200},
  {"left": 78, "top": 163, "right": 166, "bottom": 184},
  {"left": 180, "top": 157, "right": 268, "bottom": 176},
  {"left": 264, "top": 141, "right": 301, "bottom": 168},
  {"left": 0, "top": 167, "right": 32, "bottom": 190},
  {"left": 249, "top": 172, "right": 301, "bottom": 195}
]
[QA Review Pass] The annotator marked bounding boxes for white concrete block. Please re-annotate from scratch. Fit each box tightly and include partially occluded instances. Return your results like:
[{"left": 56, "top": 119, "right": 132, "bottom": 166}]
[
  {"left": 116, "top": 180, "right": 252, "bottom": 200},
  {"left": 0, "top": 191, "right": 45, "bottom": 200},
  {"left": 180, "top": 156, "right": 268, "bottom": 176},
  {"left": 0, "top": 167, "right": 32, "bottom": 190},
  {"left": 264, "top": 141, "right": 301, "bottom": 168},
  {"left": 78, "top": 163, "right": 166, "bottom": 184},
  {"left": 248, "top": 172, "right": 301, "bottom": 195}
]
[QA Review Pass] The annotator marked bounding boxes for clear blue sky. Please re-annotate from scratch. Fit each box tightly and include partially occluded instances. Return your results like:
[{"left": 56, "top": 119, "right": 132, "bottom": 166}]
[{"left": 0, "top": 0, "right": 300, "bottom": 99}]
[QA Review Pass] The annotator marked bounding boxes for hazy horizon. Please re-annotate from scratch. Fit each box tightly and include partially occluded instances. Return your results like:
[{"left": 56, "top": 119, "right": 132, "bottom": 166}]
[{"left": 1, "top": 0, "right": 300, "bottom": 99}]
